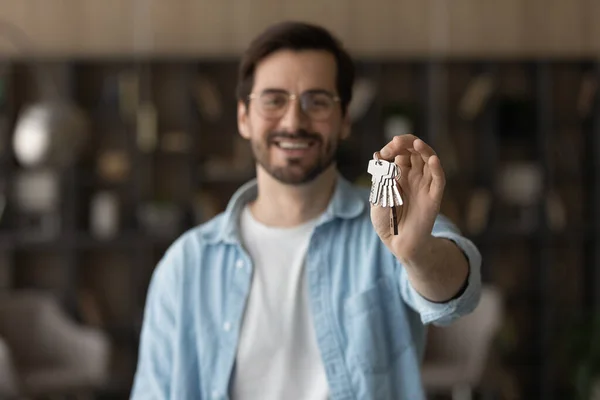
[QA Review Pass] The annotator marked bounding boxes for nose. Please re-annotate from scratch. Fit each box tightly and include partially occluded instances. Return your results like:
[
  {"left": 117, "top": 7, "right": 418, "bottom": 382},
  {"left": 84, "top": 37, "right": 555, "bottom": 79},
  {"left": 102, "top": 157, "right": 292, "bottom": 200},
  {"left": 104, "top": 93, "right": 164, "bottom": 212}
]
[{"left": 278, "top": 97, "right": 308, "bottom": 132}]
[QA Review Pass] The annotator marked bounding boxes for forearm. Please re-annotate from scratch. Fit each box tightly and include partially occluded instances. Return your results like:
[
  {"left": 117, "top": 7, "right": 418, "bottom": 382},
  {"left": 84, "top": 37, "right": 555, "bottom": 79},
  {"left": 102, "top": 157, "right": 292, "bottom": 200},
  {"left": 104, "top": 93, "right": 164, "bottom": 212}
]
[{"left": 395, "top": 236, "right": 469, "bottom": 303}]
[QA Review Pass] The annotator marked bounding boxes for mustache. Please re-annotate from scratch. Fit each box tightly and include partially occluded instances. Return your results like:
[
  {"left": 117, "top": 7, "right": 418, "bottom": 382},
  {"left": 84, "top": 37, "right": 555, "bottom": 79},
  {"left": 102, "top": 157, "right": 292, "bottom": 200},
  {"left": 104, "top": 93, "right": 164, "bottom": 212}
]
[{"left": 267, "top": 130, "right": 322, "bottom": 143}]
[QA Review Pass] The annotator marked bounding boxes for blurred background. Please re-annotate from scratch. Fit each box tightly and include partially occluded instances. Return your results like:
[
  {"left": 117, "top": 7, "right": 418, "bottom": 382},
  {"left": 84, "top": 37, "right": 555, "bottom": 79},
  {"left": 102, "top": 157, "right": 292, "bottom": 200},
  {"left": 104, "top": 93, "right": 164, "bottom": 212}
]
[{"left": 0, "top": 1, "right": 599, "bottom": 399}]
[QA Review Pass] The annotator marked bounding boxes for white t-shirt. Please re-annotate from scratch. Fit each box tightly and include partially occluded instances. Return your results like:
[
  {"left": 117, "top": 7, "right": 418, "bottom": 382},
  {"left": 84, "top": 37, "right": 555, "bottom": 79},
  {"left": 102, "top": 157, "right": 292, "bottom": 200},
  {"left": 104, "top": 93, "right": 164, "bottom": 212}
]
[{"left": 230, "top": 206, "right": 328, "bottom": 400}]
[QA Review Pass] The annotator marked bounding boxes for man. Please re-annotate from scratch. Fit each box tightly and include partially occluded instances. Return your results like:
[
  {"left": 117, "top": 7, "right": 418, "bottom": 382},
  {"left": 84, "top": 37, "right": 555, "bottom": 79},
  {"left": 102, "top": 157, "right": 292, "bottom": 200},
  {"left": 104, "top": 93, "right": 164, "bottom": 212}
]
[{"left": 131, "top": 21, "right": 481, "bottom": 400}]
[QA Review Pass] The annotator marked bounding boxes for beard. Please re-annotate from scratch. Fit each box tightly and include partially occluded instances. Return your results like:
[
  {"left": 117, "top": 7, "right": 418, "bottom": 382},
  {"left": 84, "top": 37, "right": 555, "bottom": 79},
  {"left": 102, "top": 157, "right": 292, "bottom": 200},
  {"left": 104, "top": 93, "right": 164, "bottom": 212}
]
[{"left": 250, "top": 129, "right": 338, "bottom": 185}]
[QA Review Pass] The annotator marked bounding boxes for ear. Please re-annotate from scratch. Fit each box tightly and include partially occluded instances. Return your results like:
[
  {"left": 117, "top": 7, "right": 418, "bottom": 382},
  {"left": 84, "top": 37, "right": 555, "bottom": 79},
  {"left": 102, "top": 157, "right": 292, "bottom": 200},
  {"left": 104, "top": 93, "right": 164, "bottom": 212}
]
[
  {"left": 238, "top": 101, "right": 251, "bottom": 140},
  {"left": 340, "top": 111, "right": 351, "bottom": 140}
]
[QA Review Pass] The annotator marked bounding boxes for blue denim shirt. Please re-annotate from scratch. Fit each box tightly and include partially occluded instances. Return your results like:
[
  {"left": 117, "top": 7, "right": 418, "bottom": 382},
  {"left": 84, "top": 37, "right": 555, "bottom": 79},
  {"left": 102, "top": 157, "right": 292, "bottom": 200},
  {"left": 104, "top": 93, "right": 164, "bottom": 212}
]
[{"left": 130, "top": 175, "right": 482, "bottom": 400}]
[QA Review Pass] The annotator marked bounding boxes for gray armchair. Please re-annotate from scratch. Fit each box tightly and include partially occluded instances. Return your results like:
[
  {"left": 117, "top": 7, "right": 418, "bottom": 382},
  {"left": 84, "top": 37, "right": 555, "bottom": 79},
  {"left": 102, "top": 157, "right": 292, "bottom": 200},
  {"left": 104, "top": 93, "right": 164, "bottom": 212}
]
[
  {"left": 0, "top": 290, "right": 110, "bottom": 398},
  {"left": 421, "top": 285, "right": 512, "bottom": 400},
  {"left": 0, "top": 336, "right": 18, "bottom": 398}
]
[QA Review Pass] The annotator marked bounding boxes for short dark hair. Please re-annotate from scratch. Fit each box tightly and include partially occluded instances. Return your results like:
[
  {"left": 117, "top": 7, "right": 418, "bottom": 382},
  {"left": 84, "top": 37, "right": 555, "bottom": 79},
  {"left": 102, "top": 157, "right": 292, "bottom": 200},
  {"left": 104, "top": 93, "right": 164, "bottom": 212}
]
[{"left": 236, "top": 21, "right": 355, "bottom": 115}]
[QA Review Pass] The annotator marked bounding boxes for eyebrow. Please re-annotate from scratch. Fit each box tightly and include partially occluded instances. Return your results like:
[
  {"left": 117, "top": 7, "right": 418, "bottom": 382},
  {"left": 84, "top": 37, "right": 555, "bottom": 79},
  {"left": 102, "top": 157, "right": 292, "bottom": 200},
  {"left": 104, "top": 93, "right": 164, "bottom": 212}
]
[{"left": 259, "top": 88, "right": 337, "bottom": 96}]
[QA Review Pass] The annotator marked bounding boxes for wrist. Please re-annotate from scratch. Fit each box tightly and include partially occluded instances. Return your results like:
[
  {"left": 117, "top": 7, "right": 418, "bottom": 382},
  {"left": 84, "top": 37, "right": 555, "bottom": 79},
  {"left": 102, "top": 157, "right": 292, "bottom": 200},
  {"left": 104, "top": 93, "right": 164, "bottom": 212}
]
[{"left": 394, "top": 234, "right": 437, "bottom": 267}]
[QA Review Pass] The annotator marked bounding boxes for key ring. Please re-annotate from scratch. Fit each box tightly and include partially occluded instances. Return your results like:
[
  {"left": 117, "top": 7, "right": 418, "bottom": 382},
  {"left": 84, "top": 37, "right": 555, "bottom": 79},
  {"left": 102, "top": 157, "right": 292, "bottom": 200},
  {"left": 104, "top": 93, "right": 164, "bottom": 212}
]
[
  {"left": 373, "top": 152, "right": 382, "bottom": 165},
  {"left": 374, "top": 151, "right": 402, "bottom": 180}
]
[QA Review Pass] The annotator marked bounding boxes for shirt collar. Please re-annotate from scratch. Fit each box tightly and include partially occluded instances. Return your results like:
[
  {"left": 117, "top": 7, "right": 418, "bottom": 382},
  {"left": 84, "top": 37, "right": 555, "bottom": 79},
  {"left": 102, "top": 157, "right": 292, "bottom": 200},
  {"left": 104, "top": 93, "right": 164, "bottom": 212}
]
[{"left": 211, "top": 174, "right": 366, "bottom": 244}]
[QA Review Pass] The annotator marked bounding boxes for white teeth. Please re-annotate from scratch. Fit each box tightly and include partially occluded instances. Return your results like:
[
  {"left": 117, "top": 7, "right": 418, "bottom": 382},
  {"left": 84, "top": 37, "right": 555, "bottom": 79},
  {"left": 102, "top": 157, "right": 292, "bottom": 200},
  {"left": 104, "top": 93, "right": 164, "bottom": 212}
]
[{"left": 278, "top": 141, "right": 310, "bottom": 149}]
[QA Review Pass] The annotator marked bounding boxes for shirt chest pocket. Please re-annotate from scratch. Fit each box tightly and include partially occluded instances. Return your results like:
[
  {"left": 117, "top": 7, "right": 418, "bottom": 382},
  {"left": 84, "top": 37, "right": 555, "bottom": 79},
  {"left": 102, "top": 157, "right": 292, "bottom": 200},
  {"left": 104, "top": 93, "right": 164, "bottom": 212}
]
[{"left": 344, "top": 276, "right": 411, "bottom": 373}]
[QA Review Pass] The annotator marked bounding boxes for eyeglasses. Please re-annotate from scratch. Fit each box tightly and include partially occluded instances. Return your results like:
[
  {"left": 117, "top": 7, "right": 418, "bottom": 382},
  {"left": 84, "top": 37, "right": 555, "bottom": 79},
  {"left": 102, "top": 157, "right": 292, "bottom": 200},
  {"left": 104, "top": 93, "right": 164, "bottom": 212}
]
[{"left": 248, "top": 90, "right": 341, "bottom": 121}]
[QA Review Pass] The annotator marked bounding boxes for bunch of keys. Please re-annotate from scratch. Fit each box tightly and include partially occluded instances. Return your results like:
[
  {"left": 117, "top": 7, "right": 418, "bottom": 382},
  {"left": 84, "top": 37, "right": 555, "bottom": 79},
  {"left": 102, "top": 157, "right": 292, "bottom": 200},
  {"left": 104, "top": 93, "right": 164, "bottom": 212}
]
[{"left": 367, "top": 153, "right": 403, "bottom": 235}]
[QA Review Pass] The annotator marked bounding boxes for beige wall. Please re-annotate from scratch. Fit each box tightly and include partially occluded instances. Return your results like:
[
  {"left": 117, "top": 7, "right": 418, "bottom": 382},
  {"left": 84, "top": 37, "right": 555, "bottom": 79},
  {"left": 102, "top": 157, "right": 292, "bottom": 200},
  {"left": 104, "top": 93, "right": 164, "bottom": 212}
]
[{"left": 0, "top": 0, "right": 598, "bottom": 58}]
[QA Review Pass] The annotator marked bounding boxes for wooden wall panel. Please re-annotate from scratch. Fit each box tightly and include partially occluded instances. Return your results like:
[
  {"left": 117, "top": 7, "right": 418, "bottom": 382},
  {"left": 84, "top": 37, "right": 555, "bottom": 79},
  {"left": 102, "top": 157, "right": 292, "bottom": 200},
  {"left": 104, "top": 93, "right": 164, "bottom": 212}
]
[
  {"left": 521, "top": 0, "right": 586, "bottom": 56},
  {"left": 230, "top": 0, "right": 284, "bottom": 53},
  {"left": 0, "top": 0, "right": 597, "bottom": 57},
  {"left": 588, "top": 0, "right": 600, "bottom": 56},
  {"left": 79, "top": 0, "right": 135, "bottom": 54},
  {"left": 348, "top": 0, "right": 430, "bottom": 55},
  {"left": 153, "top": 0, "right": 231, "bottom": 55},
  {"left": 282, "top": 0, "right": 351, "bottom": 47},
  {"left": 478, "top": 0, "right": 524, "bottom": 56}
]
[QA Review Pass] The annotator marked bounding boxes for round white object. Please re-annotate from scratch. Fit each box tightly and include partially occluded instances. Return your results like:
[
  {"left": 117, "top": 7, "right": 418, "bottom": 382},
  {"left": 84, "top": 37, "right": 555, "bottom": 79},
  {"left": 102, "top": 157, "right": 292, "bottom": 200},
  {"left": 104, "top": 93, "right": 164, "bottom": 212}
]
[
  {"left": 13, "top": 104, "right": 52, "bottom": 168},
  {"left": 13, "top": 101, "right": 88, "bottom": 169}
]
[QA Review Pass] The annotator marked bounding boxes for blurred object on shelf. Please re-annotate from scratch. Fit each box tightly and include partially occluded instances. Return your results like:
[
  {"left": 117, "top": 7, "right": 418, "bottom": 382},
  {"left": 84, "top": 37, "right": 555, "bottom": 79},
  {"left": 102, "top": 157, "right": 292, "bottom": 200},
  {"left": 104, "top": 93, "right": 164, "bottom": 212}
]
[
  {"left": 96, "top": 150, "right": 130, "bottom": 183},
  {"left": 545, "top": 191, "right": 567, "bottom": 232},
  {"left": 195, "top": 74, "right": 223, "bottom": 122},
  {"left": 118, "top": 70, "right": 139, "bottom": 121},
  {"left": 161, "top": 130, "right": 191, "bottom": 153},
  {"left": 495, "top": 161, "right": 543, "bottom": 233},
  {"left": 459, "top": 72, "right": 495, "bottom": 121},
  {"left": 194, "top": 192, "right": 221, "bottom": 224},
  {"left": 465, "top": 188, "right": 493, "bottom": 235},
  {"left": 0, "top": 23, "right": 89, "bottom": 171},
  {"left": 0, "top": 290, "right": 110, "bottom": 398},
  {"left": 552, "top": 128, "right": 583, "bottom": 176},
  {"left": 137, "top": 201, "right": 183, "bottom": 237},
  {"left": 384, "top": 114, "right": 412, "bottom": 138},
  {"left": 422, "top": 285, "right": 510, "bottom": 400},
  {"left": 136, "top": 102, "right": 158, "bottom": 152},
  {"left": 12, "top": 169, "right": 60, "bottom": 238},
  {"left": 497, "top": 162, "right": 543, "bottom": 206},
  {"left": 90, "top": 191, "right": 120, "bottom": 239},
  {"left": 13, "top": 101, "right": 89, "bottom": 169},
  {"left": 348, "top": 78, "right": 377, "bottom": 122},
  {"left": 382, "top": 102, "right": 416, "bottom": 142},
  {"left": 577, "top": 72, "right": 598, "bottom": 119}
]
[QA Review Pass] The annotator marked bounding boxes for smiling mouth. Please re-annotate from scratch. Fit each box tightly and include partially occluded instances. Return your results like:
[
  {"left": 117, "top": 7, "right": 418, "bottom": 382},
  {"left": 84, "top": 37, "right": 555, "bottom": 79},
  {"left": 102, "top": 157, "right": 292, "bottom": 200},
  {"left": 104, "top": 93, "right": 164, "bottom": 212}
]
[{"left": 272, "top": 140, "right": 315, "bottom": 150}]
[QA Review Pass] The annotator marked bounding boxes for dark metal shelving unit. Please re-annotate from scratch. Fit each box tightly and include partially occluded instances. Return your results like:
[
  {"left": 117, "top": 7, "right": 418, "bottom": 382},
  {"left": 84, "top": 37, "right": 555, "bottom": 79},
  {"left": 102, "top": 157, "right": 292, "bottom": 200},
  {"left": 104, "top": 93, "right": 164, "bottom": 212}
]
[
  {"left": 534, "top": 60, "right": 554, "bottom": 400},
  {"left": 0, "top": 57, "right": 596, "bottom": 399}
]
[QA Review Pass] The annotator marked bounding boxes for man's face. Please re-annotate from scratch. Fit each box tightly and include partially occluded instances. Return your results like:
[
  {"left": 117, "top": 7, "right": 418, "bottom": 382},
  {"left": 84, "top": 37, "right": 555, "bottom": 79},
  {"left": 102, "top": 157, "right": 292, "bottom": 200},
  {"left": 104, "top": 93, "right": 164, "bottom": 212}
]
[{"left": 238, "top": 49, "right": 351, "bottom": 185}]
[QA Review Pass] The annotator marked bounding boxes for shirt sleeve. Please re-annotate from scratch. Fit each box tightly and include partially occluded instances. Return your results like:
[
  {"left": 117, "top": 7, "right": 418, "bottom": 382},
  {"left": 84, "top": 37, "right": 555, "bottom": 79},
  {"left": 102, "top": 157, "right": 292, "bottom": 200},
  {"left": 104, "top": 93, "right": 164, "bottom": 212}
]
[
  {"left": 130, "top": 243, "right": 182, "bottom": 399},
  {"left": 398, "top": 214, "right": 482, "bottom": 326}
]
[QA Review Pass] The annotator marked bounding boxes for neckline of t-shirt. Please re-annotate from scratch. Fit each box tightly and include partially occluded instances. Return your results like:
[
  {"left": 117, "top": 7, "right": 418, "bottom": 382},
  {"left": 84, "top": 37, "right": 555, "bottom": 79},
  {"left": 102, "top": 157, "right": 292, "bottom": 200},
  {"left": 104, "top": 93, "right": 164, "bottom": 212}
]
[{"left": 241, "top": 205, "right": 321, "bottom": 235}]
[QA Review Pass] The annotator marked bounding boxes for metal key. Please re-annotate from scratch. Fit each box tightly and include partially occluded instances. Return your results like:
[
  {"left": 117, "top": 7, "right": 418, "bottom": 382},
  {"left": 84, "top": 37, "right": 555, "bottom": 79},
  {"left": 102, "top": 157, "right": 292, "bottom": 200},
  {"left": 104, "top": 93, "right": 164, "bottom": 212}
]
[
  {"left": 367, "top": 159, "right": 394, "bottom": 205},
  {"left": 368, "top": 159, "right": 400, "bottom": 207},
  {"left": 367, "top": 154, "right": 403, "bottom": 235},
  {"left": 383, "top": 174, "right": 403, "bottom": 206}
]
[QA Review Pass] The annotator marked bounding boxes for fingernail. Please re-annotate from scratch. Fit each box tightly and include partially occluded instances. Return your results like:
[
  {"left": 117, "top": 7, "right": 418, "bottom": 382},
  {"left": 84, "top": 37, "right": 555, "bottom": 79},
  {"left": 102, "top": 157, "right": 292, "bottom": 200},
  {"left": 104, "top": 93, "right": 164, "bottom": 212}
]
[{"left": 380, "top": 148, "right": 390, "bottom": 158}]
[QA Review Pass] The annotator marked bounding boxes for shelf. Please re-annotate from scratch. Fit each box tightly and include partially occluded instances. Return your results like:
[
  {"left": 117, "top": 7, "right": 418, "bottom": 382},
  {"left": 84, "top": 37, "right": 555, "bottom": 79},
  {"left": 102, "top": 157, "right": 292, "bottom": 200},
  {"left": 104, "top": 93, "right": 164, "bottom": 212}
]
[
  {"left": 0, "top": 232, "right": 179, "bottom": 250},
  {"left": 0, "top": 58, "right": 595, "bottom": 400},
  {"left": 471, "top": 226, "right": 593, "bottom": 245}
]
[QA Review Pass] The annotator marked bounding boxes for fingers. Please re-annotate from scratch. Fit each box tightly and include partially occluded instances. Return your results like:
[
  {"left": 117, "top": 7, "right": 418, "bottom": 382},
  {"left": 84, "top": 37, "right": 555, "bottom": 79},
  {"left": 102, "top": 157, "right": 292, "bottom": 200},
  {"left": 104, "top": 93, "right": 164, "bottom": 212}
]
[
  {"left": 379, "top": 135, "right": 437, "bottom": 165},
  {"left": 378, "top": 136, "right": 444, "bottom": 199},
  {"left": 379, "top": 134, "right": 418, "bottom": 160},
  {"left": 429, "top": 155, "right": 446, "bottom": 200},
  {"left": 413, "top": 138, "right": 437, "bottom": 162},
  {"left": 394, "top": 153, "right": 412, "bottom": 176},
  {"left": 410, "top": 150, "right": 425, "bottom": 174}
]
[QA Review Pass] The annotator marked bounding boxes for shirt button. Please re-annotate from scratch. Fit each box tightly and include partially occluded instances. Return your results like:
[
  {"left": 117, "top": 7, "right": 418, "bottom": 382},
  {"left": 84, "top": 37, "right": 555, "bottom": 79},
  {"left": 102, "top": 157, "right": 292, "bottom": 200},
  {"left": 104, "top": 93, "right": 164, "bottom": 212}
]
[
  {"left": 235, "top": 259, "right": 244, "bottom": 269},
  {"left": 223, "top": 322, "right": 231, "bottom": 332}
]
